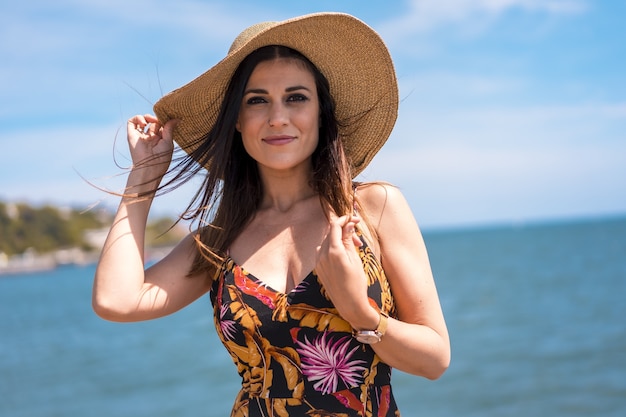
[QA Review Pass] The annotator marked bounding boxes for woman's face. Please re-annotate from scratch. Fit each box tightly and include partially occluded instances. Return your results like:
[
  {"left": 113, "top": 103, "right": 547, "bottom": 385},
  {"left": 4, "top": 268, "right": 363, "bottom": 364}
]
[{"left": 236, "top": 58, "right": 320, "bottom": 176}]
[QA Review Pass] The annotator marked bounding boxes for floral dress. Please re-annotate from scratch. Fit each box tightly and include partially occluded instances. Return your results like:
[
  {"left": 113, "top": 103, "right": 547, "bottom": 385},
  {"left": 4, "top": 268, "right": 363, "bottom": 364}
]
[{"left": 210, "top": 232, "right": 400, "bottom": 416}]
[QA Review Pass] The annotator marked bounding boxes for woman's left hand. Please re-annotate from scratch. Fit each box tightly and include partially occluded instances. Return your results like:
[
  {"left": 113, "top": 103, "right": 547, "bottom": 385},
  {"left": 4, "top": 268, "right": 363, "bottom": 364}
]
[{"left": 315, "top": 212, "right": 379, "bottom": 329}]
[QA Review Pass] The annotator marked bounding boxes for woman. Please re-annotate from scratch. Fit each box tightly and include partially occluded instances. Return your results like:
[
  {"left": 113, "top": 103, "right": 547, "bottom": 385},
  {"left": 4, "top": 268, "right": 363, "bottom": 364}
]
[{"left": 93, "top": 12, "right": 449, "bottom": 416}]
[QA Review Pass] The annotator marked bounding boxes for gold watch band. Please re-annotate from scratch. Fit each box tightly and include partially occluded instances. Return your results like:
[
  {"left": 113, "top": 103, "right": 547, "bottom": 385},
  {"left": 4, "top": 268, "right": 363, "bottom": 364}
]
[
  {"left": 376, "top": 311, "right": 389, "bottom": 336},
  {"left": 352, "top": 311, "right": 389, "bottom": 344}
]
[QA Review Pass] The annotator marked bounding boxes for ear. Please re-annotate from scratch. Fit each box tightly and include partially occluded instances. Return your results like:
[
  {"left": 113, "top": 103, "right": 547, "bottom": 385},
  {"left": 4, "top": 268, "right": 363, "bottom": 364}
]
[{"left": 235, "top": 119, "right": 241, "bottom": 132}]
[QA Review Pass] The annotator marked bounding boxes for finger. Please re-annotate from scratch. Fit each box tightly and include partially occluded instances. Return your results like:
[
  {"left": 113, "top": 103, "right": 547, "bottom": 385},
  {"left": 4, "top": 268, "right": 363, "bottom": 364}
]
[
  {"left": 142, "top": 115, "right": 161, "bottom": 136},
  {"left": 337, "top": 213, "right": 363, "bottom": 248},
  {"left": 342, "top": 218, "right": 355, "bottom": 237},
  {"left": 128, "top": 114, "right": 147, "bottom": 124},
  {"left": 329, "top": 214, "right": 353, "bottom": 249},
  {"left": 161, "top": 119, "right": 180, "bottom": 141},
  {"left": 128, "top": 115, "right": 149, "bottom": 135},
  {"left": 327, "top": 214, "right": 345, "bottom": 248},
  {"left": 341, "top": 219, "right": 359, "bottom": 249},
  {"left": 350, "top": 215, "right": 363, "bottom": 248},
  {"left": 144, "top": 114, "right": 159, "bottom": 123}
]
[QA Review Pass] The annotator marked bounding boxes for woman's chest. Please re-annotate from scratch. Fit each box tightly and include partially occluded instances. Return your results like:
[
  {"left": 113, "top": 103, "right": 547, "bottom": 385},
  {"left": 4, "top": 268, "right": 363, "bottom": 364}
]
[{"left": 229, "top": 215, "right": 328, "bottom": 293}]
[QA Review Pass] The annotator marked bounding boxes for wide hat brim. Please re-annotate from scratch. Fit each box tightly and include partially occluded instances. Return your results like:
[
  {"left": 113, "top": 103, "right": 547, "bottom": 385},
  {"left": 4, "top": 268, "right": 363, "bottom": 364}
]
[{"left": 153, "top": 12, "right": 398, "bottom": 177}]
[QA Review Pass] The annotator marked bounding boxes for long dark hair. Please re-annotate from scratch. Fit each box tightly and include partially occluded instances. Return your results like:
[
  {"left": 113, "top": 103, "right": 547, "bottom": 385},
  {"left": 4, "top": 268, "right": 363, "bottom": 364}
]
[{"left": 160, "top": 45, "right": 354, "bottom": 277}]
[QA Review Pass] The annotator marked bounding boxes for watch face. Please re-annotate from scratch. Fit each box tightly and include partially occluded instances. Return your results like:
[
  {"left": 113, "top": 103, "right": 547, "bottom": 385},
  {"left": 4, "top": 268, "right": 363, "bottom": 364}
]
[{"left": 355, "top": 331, "right": 381, "bottom": 344}]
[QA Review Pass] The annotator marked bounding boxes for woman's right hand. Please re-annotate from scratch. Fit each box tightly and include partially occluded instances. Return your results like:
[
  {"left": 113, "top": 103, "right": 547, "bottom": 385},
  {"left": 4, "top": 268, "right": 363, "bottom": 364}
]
[
  {"left": 127, "top": 114, "right": 177, "bottom": 178},
  {"left": 93, "top": 115, "right": 211, "bottom": 322}
]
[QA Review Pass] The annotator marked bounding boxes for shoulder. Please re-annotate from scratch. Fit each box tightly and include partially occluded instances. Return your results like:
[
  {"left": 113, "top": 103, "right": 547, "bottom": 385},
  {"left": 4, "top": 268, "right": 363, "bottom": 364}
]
[
  {"left": 356, "top": 182, "right": 411, "bottom": 226},
  {"left": 356, "top": 181, "right": 423, "bottom": 247},
  {"left": 355, "top": 182, "right": 417, "bottom": 252}
]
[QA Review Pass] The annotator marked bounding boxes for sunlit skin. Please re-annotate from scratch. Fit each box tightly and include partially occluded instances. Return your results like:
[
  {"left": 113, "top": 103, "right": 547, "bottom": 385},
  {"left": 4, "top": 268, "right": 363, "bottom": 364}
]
[
  {"left": 236, "top": 58, "right": 320, "bottom": 180},
  {"left": 93, "top": 56, "right": 450, "bottom": 382}
]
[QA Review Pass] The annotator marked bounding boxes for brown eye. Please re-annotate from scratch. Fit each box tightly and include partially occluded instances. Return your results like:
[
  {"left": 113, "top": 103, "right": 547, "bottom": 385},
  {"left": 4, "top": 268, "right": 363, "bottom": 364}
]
[
  {"left": 246, "top": 96, "right": 267, "bottom": 105},
  {"left": 287, "top": 94, "right": 308, "bottom": 102}
]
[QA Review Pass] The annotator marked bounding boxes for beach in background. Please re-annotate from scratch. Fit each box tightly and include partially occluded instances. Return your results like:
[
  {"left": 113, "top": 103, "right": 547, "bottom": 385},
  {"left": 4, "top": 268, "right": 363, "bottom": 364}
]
[{"left": 1, "top": 216, "right": 625, "bottom": 416}]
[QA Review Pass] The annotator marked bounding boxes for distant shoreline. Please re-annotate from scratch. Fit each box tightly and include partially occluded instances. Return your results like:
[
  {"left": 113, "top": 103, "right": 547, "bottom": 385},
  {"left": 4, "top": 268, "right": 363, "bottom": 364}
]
[{"left": 0, "top": 246, "right": 174, "bottom": 277}]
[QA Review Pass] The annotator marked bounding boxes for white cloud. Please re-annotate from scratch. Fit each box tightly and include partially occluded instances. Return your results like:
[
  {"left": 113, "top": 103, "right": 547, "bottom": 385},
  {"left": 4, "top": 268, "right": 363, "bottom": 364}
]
[
  {"left": 1, "top": 0, "right": 247, "bottom": 65},
  {"left": 0, "top": 122, "right": 200, "bottom": 216},
  {"left": 396, "top": 71, "right": 528, "bottom": 106},
  {"left": 2, "top": 124, "right": 123, "bottom": 177},
  {"left": 379, "top": 0, "right": 588, "bottom": 43},
  {"left": 0, "top": 0, "right": 286, "bottom": 127},
  {"left": 359, "top": 100, "right": 626, "bottom": 227},
  {"left": 55, "top": 0, "right": 266, "bottom": 44},
  {"left": 2, "top": 0, "right": 620, "bottom": 228}
]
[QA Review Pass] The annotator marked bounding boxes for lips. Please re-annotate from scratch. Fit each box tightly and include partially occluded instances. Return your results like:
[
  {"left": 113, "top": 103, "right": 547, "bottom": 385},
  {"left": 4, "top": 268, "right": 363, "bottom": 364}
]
[{"left": 262, "top": 135, "right": 296, "bottom": 145}]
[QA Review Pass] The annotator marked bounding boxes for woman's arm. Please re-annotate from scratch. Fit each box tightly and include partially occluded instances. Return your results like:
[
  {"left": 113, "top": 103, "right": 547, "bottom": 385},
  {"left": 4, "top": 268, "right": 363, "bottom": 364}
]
[
  {"left": 362, "top": 183, "right": 450, "bottom": 379},
  {"left": 92, "top": 115, "right": 211, "bottom": 322},
  {"left": 316, "top": 183, "right": 450, "bottom": 379}
]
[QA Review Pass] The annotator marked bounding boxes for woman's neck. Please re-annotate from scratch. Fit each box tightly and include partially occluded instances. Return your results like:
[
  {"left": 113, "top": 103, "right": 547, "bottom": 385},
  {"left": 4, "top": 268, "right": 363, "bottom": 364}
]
[{"left": 258, "top": 166, "right": 317, "bottom": 213}]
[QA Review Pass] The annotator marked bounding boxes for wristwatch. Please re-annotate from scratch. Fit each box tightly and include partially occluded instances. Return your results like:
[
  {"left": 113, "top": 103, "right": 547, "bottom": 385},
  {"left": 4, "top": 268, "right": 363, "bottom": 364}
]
[{"left": 352, "top": 311, "right": 389, "bottom": 344}]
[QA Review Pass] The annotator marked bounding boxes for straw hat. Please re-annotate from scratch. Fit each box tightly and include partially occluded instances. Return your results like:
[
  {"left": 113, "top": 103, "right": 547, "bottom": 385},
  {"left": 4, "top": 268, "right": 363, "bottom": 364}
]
[{"left": 153, "top": 12, "right": 398, "bottom": 177}]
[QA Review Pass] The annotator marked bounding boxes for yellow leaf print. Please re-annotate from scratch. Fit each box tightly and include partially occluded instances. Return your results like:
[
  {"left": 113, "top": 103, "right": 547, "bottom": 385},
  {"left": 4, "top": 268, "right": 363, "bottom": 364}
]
[
  {"left": 359, "top": 245, "right": 381, "bottom": 287},
  {"left": 223, "top": 339, "right": 251, "bottom": 365},
  {"left": 242, "top": 332, "right": 273, "bottom": 396},
  {"left": 227, "top": 285, "right": 263, "bottom": 330},
  {"left": 269, "top": 345, "right": 303, "bottom": 396},
  {"left": 272, "top": 293, "right": 290, "bottom": 322},
  {"left": 288, "top": 304, "right": 352, "bottom": 333},
  {"left": 379, "top": 271, "right": 396, "bottom": 317}
]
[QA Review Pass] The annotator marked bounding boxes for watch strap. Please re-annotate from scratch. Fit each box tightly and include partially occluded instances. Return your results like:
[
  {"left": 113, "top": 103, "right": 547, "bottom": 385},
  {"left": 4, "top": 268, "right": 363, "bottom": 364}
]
[
  {"left": 376, "top": 311, "right": 389, "bottom": 336},
  {"left": 352, "top": 311, "right": 389, "bottom": 344}
]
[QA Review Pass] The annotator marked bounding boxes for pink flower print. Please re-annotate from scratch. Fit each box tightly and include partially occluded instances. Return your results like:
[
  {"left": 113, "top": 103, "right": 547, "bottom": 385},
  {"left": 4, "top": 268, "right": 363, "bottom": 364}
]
[
  {"left": 296, "top": 332, "right": 366, "bottom": 394},
  {"left": 219, "top": 303, "right": 237, "bottom": 341}
]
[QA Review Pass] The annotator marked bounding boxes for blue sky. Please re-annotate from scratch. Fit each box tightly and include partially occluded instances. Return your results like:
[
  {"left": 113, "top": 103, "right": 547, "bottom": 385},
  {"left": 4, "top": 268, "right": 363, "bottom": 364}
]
[{"left": 1, "top": 0, "right": 624, "bottom": 229}]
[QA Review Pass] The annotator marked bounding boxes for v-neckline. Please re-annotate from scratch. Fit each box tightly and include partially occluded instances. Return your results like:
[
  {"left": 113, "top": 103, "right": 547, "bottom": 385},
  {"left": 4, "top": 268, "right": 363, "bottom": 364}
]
[{"left": 225, "top": 256, "right": 315, "bottom": 296}]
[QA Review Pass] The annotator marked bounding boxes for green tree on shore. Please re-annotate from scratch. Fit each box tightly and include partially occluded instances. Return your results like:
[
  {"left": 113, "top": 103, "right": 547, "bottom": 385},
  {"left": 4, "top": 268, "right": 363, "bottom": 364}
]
[{"left": 0, "top": 201, "right": 183, "bottom": 256}]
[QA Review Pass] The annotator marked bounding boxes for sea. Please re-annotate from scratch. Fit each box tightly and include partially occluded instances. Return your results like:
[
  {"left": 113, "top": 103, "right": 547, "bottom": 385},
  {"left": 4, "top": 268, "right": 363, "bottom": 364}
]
[{"left": 1, "top": 216, "right": 625, "bottom": 417}]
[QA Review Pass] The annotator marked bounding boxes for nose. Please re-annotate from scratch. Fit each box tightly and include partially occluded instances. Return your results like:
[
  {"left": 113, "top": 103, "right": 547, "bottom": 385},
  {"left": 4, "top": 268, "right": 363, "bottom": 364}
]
[{"left": 268, "top": 102, "right": 288, "bottom": 127}]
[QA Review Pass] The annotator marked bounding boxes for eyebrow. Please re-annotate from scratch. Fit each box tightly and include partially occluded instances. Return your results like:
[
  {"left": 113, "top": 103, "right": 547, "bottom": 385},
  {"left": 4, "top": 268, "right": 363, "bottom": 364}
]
[{"left": 243, "top": 85, "right": 312, "bottom": 95}]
